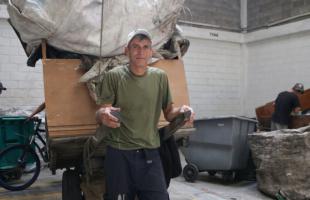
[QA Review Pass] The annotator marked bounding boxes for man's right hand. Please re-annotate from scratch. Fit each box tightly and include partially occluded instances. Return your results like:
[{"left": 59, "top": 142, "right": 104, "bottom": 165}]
[{"left": 96, "top": 106, "right": 121, "bottom": 128}]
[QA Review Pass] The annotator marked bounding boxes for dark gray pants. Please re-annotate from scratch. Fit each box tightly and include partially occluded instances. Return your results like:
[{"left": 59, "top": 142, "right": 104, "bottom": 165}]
[{"left": 104, "top": 146, "right": 169, "bottom": 200}]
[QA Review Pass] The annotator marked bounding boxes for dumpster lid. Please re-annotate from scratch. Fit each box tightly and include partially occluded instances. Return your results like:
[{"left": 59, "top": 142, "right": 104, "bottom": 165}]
[{"left": 196, "top": 115, "right": 257, "bottom": 123}]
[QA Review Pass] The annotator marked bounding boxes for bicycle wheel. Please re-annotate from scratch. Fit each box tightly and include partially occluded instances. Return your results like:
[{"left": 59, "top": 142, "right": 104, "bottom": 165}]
[{"left": 0, "top": 144, "right": 41, "bottom": 191}]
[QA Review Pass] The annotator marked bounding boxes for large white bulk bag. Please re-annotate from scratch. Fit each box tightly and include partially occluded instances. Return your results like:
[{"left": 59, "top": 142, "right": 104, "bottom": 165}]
[{"left": 7, "top": 0, "right": 185, "bottom": 57}]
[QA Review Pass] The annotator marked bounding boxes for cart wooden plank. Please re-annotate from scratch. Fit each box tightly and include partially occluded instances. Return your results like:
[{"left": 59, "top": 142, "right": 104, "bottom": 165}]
[
  {"left": 43, "top": 59, "right": 191, "bottom": 138},
  {"left": 42, "top": 59, "right": 98, "bottom": 138}
]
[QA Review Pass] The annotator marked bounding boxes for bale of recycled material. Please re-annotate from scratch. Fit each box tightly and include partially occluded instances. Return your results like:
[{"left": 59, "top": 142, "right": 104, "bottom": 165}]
[{"left": 248, "top": 126, "right": 310, "bottom": 200}]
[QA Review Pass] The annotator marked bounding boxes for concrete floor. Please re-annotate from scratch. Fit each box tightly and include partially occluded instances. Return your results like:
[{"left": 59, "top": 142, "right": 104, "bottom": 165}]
[
  {"left": 169, "top": 174, "right": 272, "bottom": 200},
  {"left": 0, "top": 166, "right": 62, "bottom": 200},
  {"left": 0, "top": 164, "right": 273, "bottom": 200}
]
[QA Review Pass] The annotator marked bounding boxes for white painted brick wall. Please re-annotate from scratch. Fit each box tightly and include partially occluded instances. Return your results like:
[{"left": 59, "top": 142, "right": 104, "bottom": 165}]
[
  {"left": 244, "top": 32, "right": 310, "bottom": 117},
  {"left": 183, "top": 37, "right": 243, "bottom": 119},
  {"left": 0, "top": 10, "right": 245, "bottom": 118},
  {"left": 1, "top": 4, "right": 310, "bottom": 120},
  {"left": 0, "top": 19, "right": 44, "bottom": 111}
]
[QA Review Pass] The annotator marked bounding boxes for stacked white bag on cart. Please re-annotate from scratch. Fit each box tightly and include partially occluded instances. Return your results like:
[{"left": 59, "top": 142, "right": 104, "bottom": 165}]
[{"left": 7, "top": 0, "right": 185, "bottom": 57}]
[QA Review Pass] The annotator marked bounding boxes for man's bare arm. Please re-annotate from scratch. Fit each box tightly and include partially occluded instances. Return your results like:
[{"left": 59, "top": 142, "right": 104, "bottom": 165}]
[
  {"left": 163, "top": 104, "right": 195, "bottom": 124},
  {"left": 28, "top": 102, "right": 46, "bottom": 120}
]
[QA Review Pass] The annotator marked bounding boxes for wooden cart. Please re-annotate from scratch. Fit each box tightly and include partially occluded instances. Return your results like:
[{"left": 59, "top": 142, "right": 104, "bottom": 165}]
[{"left": 41, "top": 44, "right": 192, "bottom": 199}]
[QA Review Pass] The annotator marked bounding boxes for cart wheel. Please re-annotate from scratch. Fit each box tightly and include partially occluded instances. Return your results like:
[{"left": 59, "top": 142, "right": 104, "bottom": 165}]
[
  {"left": 62, "top": 170, "right": 83, "bottom": 200},
  {"left": 207, "top": 170, "right": 217, "bottom": 176},
  {"left": 183, "top": 164, "right": 199, "bottom": 182}
]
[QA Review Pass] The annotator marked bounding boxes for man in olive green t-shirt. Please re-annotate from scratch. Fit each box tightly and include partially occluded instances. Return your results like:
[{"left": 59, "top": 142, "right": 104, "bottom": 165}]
[{"left": 96, "top": 29, "right": 194, "bottom": 200}]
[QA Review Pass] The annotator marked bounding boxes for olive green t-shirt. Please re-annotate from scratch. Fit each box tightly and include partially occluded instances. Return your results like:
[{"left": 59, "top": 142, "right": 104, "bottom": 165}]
[{"left": 97, "top": 65, "right": 172, "bottom": 150}]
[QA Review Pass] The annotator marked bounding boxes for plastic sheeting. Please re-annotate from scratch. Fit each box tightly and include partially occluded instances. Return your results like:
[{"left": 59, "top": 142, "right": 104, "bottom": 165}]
[{"left": 7, "top": 0, "right": 185, "bottom": 57}]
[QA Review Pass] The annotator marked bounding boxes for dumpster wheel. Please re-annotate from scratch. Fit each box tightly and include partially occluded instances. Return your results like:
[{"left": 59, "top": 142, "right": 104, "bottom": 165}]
[
  {"left": 62, "top": 169, "right": 83, "bottom": 200},
  {"left": 222, "top": 171, "right": 236, "bottom": 182},
  {"left": 183, "top": 164, "right": 199, "bottom": 182},
  {"left": 207, "top": 170, "right": 217, "bottom": 176}
]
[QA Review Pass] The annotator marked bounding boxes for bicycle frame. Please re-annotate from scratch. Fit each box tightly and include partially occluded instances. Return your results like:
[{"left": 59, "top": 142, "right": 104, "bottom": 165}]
[
  {"left": 32, "top": 118, "right": 49, "bottom": 163},
  {"left": 20, "top": 118, "right": 48, "bottom": 164}
]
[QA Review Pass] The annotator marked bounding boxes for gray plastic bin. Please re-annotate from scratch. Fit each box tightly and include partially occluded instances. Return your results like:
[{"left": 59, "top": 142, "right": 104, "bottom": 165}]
[{"left": 180, "top": 116, "right": 256, "bottom": 182}]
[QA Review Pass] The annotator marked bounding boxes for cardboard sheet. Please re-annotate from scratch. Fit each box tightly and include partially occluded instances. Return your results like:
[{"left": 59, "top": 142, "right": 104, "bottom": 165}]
[{"left": 43, "top": 59, "right": 190, "bottom": 138}]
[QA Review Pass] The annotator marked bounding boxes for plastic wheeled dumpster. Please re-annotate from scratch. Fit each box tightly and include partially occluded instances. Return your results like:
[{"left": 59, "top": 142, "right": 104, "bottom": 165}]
[
  {"left": 0, "top": 116, "right": 36, "bottom": 176},
  {"left": 180, "top": 116, "right": 257, "bottom": 182},
  {"left": 0, "top": 116, "right": 35, "bottom": 150}
]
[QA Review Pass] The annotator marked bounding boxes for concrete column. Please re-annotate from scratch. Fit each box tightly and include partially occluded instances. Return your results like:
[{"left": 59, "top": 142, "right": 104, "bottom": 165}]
[{"left": 240, "top": 0, "right": 247, "bottom": 31}]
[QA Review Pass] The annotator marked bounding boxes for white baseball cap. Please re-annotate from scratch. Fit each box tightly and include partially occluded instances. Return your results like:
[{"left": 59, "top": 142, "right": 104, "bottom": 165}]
[
  {"left": 127, "top": 29, "right": 152, "bottom": 46},
  {"left": 293, "top": 83, "right": 304, "bottom": 94}
]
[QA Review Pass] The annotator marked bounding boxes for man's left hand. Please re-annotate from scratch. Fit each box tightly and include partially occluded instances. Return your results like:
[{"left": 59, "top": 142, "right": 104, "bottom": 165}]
[{"left": 179, "top": 105, "right": 195, "bottom": 124}]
